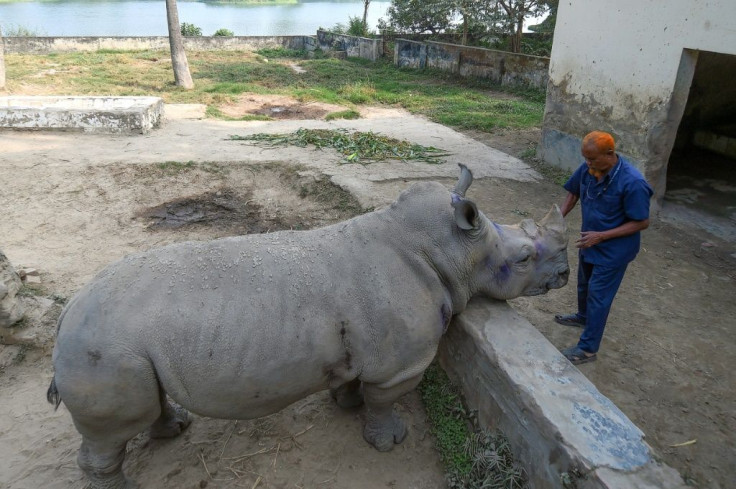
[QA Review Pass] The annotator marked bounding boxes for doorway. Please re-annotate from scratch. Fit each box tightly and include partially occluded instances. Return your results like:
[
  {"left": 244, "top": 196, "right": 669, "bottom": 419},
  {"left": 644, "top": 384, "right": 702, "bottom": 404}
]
[{"left": 663, "top": 50, "right": 736, "bottom": 241}]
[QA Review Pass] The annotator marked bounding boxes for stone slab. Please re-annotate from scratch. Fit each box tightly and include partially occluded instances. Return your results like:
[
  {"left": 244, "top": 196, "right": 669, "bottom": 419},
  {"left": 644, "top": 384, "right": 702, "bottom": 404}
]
[
  {"left": 439, "top": 297, "right": 687, "bottom": 489},
  {"left": 0, "top": 96, "right": 164, "bottom": 134}
]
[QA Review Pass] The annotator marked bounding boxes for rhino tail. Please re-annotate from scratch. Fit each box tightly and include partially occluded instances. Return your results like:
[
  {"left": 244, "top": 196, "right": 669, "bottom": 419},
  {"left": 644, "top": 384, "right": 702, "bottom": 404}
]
[{"left": 47, "top": 376, "right": 62, "bottom": 410}]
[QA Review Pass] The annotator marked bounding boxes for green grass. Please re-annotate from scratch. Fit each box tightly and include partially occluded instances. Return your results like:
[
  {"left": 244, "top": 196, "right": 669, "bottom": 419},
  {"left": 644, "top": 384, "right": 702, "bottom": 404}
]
[
  {"left": 420, "top": 363, "right": 528, "bottom": 489},
  {"left": 325, "top": 109, "right": 360, "bottom": 121},
  {"left": 4, "top": 51, "right": 544, "bottom": 134}
]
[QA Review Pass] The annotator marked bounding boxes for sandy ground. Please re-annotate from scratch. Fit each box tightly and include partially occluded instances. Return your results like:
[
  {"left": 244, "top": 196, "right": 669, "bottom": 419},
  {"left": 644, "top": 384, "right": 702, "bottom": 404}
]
[{"left": 1, "top": 100, "right": 734, "bottom": 489}]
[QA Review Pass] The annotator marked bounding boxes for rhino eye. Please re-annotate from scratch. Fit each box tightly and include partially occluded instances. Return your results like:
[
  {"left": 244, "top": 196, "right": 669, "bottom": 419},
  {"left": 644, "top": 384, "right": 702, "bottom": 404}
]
[{"left": 515, "top": 254, "right": 532, "bottom": 265}]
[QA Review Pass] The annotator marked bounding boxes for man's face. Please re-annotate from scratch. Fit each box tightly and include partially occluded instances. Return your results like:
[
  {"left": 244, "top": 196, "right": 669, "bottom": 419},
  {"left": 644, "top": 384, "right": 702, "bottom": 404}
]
[{"left": 582, "top": 143, "right": 617, "bottom": 179}]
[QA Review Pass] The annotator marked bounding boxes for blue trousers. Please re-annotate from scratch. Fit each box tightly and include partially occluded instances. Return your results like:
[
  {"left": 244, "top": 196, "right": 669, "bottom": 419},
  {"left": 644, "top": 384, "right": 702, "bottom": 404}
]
[{"left": 576, "top": 255, "right": 628, "bottom": 353}]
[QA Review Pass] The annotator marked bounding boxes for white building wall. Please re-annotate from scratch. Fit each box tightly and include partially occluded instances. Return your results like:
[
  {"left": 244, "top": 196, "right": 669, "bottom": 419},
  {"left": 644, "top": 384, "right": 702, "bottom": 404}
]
[{"left": 540, "top": 0, "right": 736, "bottom": 202}]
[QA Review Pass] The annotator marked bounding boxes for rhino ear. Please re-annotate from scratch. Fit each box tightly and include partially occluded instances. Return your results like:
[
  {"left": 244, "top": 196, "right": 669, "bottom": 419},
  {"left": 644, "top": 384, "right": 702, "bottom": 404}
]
[
  {"left": 452, "top": 199, "right": 479, "bottom": 230},
  {"left": 540, "top": 204, "right": 566, "bottom": 234}
]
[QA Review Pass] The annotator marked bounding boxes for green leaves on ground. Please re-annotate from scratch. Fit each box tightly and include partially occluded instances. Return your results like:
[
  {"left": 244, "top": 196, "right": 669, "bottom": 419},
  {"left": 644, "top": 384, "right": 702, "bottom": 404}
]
[{"left": 229, "top": 128, "right": 450, "bottom": 164}]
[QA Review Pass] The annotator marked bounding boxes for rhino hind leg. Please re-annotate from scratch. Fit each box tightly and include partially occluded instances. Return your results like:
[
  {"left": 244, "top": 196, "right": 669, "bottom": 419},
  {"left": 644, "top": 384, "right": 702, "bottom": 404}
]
[
  {"left": 330, "top": 378, "right": 364, "bottom": 409},
  {"left": 362, "top": 374, "right": 423, "bottom": 452},
  {"left": 77, "top": 437, "right": 138, "bottom": 489},
  {"left": 150, "top": 390, "right": 192, "bottom": 439}
]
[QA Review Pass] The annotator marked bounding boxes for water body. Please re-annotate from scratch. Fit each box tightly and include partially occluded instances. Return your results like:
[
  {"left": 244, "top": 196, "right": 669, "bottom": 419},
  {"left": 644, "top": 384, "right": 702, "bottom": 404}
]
[{"left": 0, "top": 0, "right": 391, "bottom": 36}]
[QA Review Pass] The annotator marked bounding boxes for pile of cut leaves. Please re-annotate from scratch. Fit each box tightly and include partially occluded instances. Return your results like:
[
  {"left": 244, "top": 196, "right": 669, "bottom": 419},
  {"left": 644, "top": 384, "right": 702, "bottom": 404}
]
[{"left": 229, "top": 128, "right": 449, "bottom": 164}]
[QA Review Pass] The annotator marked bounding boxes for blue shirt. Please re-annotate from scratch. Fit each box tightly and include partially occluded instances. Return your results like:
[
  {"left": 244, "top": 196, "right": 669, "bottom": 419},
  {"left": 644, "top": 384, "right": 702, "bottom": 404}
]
[{"left": 563, "top": 155, "right": 653, "bottom": 266}]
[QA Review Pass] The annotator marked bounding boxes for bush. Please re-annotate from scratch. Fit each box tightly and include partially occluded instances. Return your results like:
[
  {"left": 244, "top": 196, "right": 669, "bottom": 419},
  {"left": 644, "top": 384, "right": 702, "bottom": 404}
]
[
  {"left": 180, "top": 23, "right": 203, "bottom": 37},
  {"left": 213, "top": 28, "right": 234, "bottom": 37},
  {"left": 3, "top": 24, "right": 43, "bottom": 36}
]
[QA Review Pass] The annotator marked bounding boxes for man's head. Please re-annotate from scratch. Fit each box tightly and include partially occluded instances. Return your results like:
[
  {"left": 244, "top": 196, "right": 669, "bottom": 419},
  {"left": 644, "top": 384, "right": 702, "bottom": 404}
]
[{"left": 582, "top": 131, "right": 618, "bottom": 179}]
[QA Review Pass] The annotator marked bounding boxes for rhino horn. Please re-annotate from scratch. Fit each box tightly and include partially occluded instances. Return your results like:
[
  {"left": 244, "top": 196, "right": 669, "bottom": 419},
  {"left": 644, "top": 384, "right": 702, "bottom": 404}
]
[
  {"left": 539, "top": 204, "right": 566, "bottom": 234},
  {"left": 452, "top": 164, "right": 473, "bottom": 198}
]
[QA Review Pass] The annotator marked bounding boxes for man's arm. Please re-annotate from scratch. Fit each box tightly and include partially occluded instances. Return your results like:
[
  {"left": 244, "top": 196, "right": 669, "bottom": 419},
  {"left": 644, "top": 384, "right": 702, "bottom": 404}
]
[
  {"left": 576, "top": 219, "right": 649, "bottom": 249},
  {"left": 560, "top": 192, "right": 579, "bottom": 217}
]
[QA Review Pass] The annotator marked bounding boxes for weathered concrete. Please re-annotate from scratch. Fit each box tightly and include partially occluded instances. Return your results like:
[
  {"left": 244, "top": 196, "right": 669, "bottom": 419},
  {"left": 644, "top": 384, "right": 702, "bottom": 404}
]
[
  {"left": 0, "top": 96, "right": 163, "bottom": 134},
  {"left": 3, "top": 36, "right": 313, "bottom": 54},
  {"left": 394, "top": 39, "right": 549, "bottom": 89},
  {"left": 439, "top": 298, "right": 687, "bottom": 489},
  {"left": 317, "top": 30, "right": 381, "bottom": 62},
  {"left": 540, "top": 0, "right": 736, "bottom": 206},
  {"left": 0, "top": 250, "right": 24, "bottom": 329}
]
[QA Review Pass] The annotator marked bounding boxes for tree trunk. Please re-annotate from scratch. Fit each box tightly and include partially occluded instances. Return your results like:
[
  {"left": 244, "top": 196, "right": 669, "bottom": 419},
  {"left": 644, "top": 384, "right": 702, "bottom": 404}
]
[
  {"left": 166, "top": 0, "right": 194, "bottom": 89},
  {"left": 362, "top": 0, "right": 371, "bottom": 28},
  {"left": 462, "top": 14, "right": 468, "bottom": 45},
  {"left": 510, "top": 17, "right": 524, "bottom": 53},
  {"left": 0, "top": 27, "right": 6, "bottom": 90}
]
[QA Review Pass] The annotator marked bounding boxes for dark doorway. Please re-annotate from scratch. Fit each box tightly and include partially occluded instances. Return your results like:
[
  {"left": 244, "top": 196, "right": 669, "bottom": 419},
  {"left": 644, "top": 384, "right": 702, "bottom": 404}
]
[{"left": 664, "top": 50, "right": 736, "bottom": 241}]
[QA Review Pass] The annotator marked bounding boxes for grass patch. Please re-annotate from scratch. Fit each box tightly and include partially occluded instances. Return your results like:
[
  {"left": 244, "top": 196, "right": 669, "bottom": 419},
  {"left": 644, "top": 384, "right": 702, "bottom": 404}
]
[
  {"left": 229, "top": 128, "right": 449, "bottom": 164},
  {"left": 325, "top": 109, "right": 360, "bottom": 121},
  {"left": 4, "top": 51, "right": 544, "bottom": 134},
  {"left": 420, "top": 363, "right": 528, "bottom": 489}
]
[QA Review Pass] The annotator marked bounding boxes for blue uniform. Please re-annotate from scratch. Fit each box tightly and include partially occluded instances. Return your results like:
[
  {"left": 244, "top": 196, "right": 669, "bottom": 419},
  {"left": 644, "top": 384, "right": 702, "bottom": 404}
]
[{"left": 563, "top": 156, "right": 653, "bottom": 353}]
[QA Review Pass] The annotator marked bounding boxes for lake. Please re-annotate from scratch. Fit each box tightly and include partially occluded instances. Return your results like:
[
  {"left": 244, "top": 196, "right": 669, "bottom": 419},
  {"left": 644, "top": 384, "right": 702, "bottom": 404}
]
[{"left": 0, "top": 0, "right": 391, "bottom": 37}]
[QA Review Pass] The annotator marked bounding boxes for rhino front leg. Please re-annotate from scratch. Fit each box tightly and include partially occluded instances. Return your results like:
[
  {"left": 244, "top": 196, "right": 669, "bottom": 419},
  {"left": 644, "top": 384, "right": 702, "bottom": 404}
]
[
  {"left": 330, "top": 378, "right": 364, "bottom": 408},
  {"left": 362, "top": 374, "right": 423, "bottom": 451}
]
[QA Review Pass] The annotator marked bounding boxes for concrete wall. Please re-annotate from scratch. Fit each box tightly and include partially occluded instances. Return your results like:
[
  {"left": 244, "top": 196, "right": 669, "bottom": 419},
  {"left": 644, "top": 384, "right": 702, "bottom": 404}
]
[
  {"left": 540, "top": 0, "right": 736, "bottom": 204},
  {"left": 395, "top": 39, "right": 550, "bottom": 89},
  {"left": 317, "top": 30, "right": 381, "bottom": 62},
  {"left": 3, "top": 36, "right": 313, "bottom": 54},
  {"left": 440, "top": 298, "right": 687, "bottom": 489}
]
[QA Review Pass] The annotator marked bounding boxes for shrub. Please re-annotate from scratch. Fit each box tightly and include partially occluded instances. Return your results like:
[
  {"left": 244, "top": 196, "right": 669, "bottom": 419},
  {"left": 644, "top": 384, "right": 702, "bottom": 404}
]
[
  {"left": 213, "top": 28, "right": 234, "bottom": 37},
  {"left": 180, "top": 23, "right": 203, "bottom": 37},
  {"left": 3, "top": 24, "right": 42, "bottom": 37}
]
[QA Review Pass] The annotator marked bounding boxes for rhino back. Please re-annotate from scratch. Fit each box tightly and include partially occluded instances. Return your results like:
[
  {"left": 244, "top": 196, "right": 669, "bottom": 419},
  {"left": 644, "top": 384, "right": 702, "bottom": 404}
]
[{"left": 54, "top": 189, "right": 457, "bottom": 418}]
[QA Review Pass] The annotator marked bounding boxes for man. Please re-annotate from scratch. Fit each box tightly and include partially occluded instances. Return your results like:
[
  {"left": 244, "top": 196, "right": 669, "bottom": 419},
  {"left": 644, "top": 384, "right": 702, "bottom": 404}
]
[{"left": 554, "top": 131, "right": 653, "bottom": 365}]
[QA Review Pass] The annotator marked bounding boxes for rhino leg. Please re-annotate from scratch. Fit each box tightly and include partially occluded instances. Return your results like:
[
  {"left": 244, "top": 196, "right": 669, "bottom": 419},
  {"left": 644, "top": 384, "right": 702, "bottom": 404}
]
[
  {"left": 78, "top": 438, "right": 138, "bottom": 489},
  {"left": 150, "top": 390, "right": 191, "bottom": 439},
  {"left": 362, "top": 374, "right": 423, "bottom": 451},
  {"left": 330, "top": 378, "right": 364, "bottom": 409}
]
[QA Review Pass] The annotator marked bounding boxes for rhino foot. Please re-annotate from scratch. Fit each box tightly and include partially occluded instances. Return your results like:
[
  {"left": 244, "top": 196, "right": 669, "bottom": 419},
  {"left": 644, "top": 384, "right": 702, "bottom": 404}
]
[
  {"left": 150, "top": 402, "right": 191, "bottom": 439},
  {"left": 330, "top": 379, "right": 364, "bottom": 409},
  {"left": 363, "top": 410, "right": 407, "bottom": 452}
]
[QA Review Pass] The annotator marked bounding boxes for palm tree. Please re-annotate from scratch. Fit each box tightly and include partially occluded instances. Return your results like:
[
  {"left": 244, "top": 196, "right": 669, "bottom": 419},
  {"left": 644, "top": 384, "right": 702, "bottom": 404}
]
[{"left": 166, "top": 0, "right": 194, "bottom": 89}]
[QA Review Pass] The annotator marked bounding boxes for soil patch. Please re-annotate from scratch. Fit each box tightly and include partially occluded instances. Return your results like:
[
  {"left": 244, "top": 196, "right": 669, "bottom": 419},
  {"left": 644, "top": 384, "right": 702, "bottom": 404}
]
[{"left": 218, "top": 94, "right": 347, "bottom": 120}]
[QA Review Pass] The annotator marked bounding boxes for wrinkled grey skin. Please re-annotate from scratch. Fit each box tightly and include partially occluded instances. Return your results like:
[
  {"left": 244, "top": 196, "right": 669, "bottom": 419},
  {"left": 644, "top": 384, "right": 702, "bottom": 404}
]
[{"left": 48, "top": 165, "right": 568, "bottom": 489}]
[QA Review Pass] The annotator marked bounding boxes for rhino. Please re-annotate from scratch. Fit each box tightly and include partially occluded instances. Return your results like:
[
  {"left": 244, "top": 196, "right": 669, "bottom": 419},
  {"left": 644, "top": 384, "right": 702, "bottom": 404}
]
[{"left": 47, "top": 165, "right": 568, "bottom": 489}]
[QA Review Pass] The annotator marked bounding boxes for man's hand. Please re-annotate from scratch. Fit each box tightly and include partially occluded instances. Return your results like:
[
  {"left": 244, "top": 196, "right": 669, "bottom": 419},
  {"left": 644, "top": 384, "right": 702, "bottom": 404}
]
[{"left": 576, "top": 231, "right": 606, "bottom": 248}]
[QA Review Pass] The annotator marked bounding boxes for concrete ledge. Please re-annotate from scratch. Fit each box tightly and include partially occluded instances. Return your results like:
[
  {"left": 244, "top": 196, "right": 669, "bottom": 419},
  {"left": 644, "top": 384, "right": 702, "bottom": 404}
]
[
  {"left": 0, "top": 96, "right": 164, "bottom": 134},
  {"left": 3, "top": 36, "right": 313, "bottom": 54},
  {"left": 439, "top": 298, "right": 687, "bottom": 489}
]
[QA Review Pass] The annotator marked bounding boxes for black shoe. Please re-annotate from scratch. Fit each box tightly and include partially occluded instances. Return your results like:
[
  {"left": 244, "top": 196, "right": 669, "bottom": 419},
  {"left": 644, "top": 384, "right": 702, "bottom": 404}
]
[{"left": 554, "top": 314, "right": 585, "bottom": 328}]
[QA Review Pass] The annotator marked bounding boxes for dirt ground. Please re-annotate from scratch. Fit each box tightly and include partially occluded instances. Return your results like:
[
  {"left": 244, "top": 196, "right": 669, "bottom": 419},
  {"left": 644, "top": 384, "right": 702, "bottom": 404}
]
[{"left": 1, "top": 96, "right": 734, "bottom": 489}]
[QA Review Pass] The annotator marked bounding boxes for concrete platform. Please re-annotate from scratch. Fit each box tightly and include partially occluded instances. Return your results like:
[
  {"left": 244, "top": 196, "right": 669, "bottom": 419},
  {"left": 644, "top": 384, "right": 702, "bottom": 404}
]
[
  {"left": 440, "top": 298, "right": 687, "bottom": 489},
  {"left": 0, "top": 96, "right": 163, "bottom": 134}
]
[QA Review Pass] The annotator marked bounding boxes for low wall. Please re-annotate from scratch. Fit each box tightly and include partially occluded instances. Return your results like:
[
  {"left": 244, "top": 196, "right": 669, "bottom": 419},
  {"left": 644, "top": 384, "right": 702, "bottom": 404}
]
[
  {"left": 440, "top": 298, "right": 686, "bottom": 489},
  {"left": 3, "top": 36, "right": 314, "bottom": 54},
  {"left": 316, "top": 30, "right": 381, "bottom": 62},
  {"left": 395, "top": 39, "right": 549, "bottom": 89}
]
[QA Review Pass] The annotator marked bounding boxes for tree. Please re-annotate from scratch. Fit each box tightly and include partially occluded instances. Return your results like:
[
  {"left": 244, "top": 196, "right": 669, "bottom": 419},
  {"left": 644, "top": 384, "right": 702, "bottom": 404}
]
[
  {"left": 381, "top": 0, "right": 455, "bottom": 35},
  {"left": 495, "top": 0, "right": 550, "bottom": 53},
  {"left": 362, "top": 0, "right": 371, "bottom": 29},
  {"left": 166, "top": 0, "right": 194, "bottom": 89}
]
